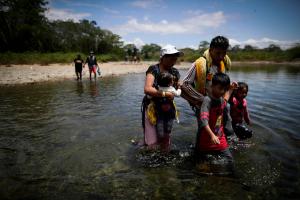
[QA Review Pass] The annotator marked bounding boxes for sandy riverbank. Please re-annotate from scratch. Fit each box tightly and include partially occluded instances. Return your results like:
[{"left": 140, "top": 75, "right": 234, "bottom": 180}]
[
  {"left": 1, "top": 61, "right": 300, "bottom": 85},
  {"left": 0, "top": 61, "right": 191, "bottom": 85}
]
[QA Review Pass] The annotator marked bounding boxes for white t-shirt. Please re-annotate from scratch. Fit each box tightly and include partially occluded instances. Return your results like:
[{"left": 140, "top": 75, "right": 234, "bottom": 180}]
[{"left": 158, "top": 86, "right": 181, "bottom": 97}]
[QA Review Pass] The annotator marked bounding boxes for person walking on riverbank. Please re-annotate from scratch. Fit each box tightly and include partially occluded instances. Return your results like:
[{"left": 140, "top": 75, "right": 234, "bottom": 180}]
[
  {"left": 73, "top": 54, "right": 84, "bottom": 81},
  {"left": 84, "top": 51, "right": 99, "bottom": 80},
  {"left": 141, "top": 45, "right": 183, "bottom": 152}
]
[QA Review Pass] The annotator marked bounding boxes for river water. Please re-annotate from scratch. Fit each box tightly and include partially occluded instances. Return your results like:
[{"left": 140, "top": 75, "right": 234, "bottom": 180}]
[{"left": 0, "top": 64, "right": 299, "bottom": 200}]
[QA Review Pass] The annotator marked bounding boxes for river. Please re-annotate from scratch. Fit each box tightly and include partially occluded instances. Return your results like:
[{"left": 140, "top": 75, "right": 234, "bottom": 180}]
[{"left": 0, "top": 64, "right": 299, "bottom": 199}]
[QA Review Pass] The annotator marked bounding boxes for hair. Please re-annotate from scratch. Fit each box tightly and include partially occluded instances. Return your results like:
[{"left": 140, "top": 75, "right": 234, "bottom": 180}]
[
  {"left": 212, "top": 72, "right": 230, "bottom": 89},
  {"left": 237, "top": 82, "right": 249, "bottom": 92},
  {"left": 210, "top": 36, "right": 230, "bottom": 50},
  {"left": 157, "top": 72, "right": 173, "bottom": 87},
  {"left": 77, "top": 54, "right": 81, "bottom": 59}
]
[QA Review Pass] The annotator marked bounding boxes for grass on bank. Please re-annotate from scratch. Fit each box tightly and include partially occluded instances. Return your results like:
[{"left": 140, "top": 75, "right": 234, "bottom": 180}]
[
  {"left": 0, "top": 52, "right": 121, "bottom": 65},
  {"left": 1, "top": 46, "right": 300, "bottom": 65}
]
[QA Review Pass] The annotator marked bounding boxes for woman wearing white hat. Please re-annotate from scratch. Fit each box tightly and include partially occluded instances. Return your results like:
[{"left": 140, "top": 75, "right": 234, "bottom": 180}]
[{"left": 141, "top": 45, "right": 183, "bottom": 152}]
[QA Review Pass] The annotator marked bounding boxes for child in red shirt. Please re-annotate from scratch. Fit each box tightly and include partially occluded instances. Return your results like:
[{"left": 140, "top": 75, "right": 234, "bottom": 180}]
[{"left": 196, "top": 73, "right": 237, "bottom": 162}]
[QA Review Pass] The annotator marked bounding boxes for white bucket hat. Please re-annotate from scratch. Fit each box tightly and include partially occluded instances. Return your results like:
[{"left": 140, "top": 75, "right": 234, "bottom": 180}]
[{"left": 160, "top": 45, "right": 183, "bottom": 57}]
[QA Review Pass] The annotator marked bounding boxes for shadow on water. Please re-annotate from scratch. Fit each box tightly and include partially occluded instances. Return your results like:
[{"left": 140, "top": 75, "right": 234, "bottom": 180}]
[{"left": 0, "top": 65, "right": 299, "bottom": 199}]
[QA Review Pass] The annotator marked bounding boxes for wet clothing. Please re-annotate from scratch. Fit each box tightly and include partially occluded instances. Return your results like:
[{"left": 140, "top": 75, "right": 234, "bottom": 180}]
[
  {"left": 232, "top": 123, "right": 253, "bottom": 140},
  {"left": 144, "top": 112, "right": 171, "bottom": 150},
  {"left": 141, "top": 64, "right": 180, "bottom": 151},
  {"left": 229, "top": 97, "right": 250, "bottom": 125},
  {"left": 229, "top": 97, "right": 252, "bottom": 139},
  {"left": 74, "top": 58, "right": 84, "bottom": 73},
  {"left": 196, "top": 148, "right": 233, "bottom": 163},
  {"left": 197, "top": 96, "right": 229, "bottom": 152}
]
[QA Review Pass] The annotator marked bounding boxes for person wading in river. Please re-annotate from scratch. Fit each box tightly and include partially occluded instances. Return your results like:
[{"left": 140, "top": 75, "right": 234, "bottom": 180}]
[
  {"left": 141, "top": 45, "right": 183, "bottom": 152},
  {"left": 84, "top": 51, "right": 99, "bottom": 81}
]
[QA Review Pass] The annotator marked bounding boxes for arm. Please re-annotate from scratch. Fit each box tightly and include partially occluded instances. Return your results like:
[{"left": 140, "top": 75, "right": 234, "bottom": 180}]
[
  {"left": 169, "top": 87, "right": 181, "bottom": 97},
  {"left": 199, "top": 97, "right": 220, "bottom": 144},
  {"left": 181, "top": 63, "right": 205, "bottom": 108},
  {"left": 83, "top": 58, "right": 88, "bottom": 68},
  {"left": 224, "top": 82, "right": 238, "bottom": 101},
  {"left": 244, "top": 100, "right": 251, "bottom": 125},
  {"left": 174, "top": 88, "right": 181, "bottom": 97},
  {"left": 203, "top": 125, "right": 220, "bottom": 144}
]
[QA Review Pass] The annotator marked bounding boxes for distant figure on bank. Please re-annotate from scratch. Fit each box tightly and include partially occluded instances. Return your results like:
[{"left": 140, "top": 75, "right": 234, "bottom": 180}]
[
  {"left": 74, "top": 54, "right": 84, "bottom": 81},
  {"left": 84, "top": 51, "right": 99, "bottom": 80},
  {"left": 229, "top": 82, "right": 253, "bottom": 140}
]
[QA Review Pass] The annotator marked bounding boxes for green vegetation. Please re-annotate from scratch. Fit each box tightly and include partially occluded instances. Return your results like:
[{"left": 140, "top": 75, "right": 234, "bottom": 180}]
[
  {"left": 0, "top": 0, "right": 300, "bottom": 65},
  {"left": 180, "top": 43, "right": 300, "bottom": 63}
]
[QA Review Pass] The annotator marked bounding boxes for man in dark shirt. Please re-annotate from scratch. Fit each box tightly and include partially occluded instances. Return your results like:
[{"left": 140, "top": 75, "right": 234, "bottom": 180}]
[{"left": 74, "top": 54, "right": 84, "bottom": 80}]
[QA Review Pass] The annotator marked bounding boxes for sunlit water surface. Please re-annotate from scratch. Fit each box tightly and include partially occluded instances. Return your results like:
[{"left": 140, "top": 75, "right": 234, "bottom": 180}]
[{"left": 0, "top": 64, "right": 299, "bottom": 199}]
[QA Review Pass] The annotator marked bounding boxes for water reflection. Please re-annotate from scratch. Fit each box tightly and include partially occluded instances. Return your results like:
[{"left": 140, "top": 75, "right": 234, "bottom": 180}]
[
  {"left": 88, "top": 81, "right": 99, "bottom": 97},
  {"left": 75, "top": 81, "right": 83, "bottom": 96}
]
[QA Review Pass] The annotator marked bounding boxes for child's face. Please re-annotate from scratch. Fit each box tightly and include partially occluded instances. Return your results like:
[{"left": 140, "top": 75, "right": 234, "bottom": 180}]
[
  {"left": 211, "top": 84, "right": 227, "bottom": 98},
  {"left": 237, "top": 87, "right": 248, "bottom": 100}
]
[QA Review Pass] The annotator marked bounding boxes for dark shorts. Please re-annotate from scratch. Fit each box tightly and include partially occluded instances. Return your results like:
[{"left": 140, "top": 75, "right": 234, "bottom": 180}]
[
  {"left": 75, "top": 66, "right": 82, "bottom": 73},
  {"left": 232, "top": 123, "right": 253, "bottom": 139}
]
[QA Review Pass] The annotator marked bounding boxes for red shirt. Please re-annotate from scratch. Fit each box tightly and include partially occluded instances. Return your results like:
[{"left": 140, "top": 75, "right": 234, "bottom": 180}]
[{"left": 197, "top": 96, "right": 228, "bottom": 151}]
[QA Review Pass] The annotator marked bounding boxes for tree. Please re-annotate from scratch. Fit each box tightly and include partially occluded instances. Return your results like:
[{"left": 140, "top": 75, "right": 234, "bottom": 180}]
[
  {"left": 141, "top": 43, "right": 161, "bottom": 60},
  {"left": 286, "top": 44, "right": 300, "bottom": 61},
  {"left": 243, "top": 45, "right": 256, "bottom": 51},
  {"left": 123, "top": 44, "right": 136, "bottom": 56},
  {"left": 49, "top": 19, "right": 123, "bottom": 54},
  {"left": 265, "top": 44, "right": 281, "bottom": 52},
  {"left": 198, "top": 41, "right": 209, "bottom": 51},
  {"left": 231, "top": 45, "right": 241, "bottom": 52},
  {"left": 0, "top": 0, "right": 50, "bottom": 52}
]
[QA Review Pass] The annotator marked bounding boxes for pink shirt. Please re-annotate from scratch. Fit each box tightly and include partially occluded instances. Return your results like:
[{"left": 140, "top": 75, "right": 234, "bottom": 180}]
[{"left": 229, "top": 97, "right": 250, "bottom": 125}]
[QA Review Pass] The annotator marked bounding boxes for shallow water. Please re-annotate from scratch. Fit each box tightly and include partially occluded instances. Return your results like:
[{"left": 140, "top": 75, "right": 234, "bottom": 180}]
[{"left": 0, "top": 65, "right": 299, "bottom": 199}]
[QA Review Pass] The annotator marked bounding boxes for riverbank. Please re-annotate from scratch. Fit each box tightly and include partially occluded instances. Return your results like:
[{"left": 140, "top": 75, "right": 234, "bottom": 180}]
[
  {"left": 0, "top": 61, "right": 188, "bottom": 85},
  {"left": 1, "top": 61, "right": 300, "bottom": 85}
]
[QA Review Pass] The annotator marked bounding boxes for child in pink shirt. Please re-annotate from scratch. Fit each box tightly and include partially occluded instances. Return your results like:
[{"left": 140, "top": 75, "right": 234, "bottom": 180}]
[{"left": 229, "top": 82, "right": 253, "bottom": 140}]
